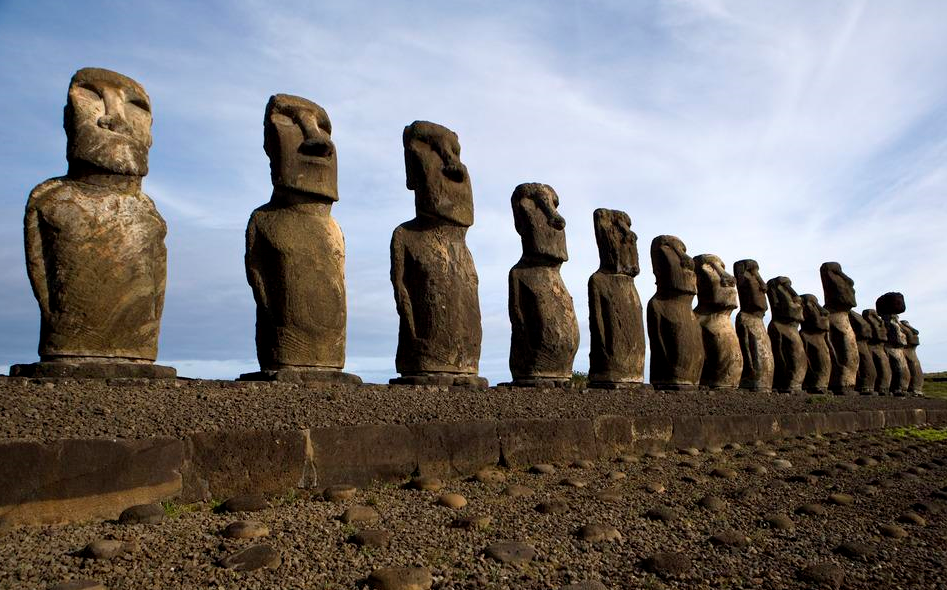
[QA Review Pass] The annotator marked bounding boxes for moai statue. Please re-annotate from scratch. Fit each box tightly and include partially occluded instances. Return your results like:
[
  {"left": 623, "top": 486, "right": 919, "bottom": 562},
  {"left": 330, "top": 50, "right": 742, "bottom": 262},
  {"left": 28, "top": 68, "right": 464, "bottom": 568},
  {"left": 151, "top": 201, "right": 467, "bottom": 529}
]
[
  {"left": 820, "top": 262, "right": 859, "bottom": 394},
  {"left": 848, "top": 310, "right": 876, "bottom": 394},
  {"left": 587, "top": 209, "right": 645, "bottom": 388},
  {"left": 241, "top": 94, "right": 360, "bottom": 384},
  {"left": 766, "top": 277, "right": 806, "bottom": 393},
  {"left": 390, "top": 121, "right": 486, "bottom": 386},
  {"left": 863, "top": 309, "right": 892, "bottom": 395},
  {"left": 733, "top": 260, "right": 774, "bottom": 391},
  {"left": 800, "top": 294, "right": 832, "bottom": 394},
  {"left": 877, "top": 292, "right": 910, "bottom": 395},
  {"left": 694, "top": 254, "right": 742, "bottom": 389},
  {"left": 899, "top": 320, "right": 924, "bottom": 395},
  {"left": 12, "top": 68, "right": 174, "bottom": 379},
  {"left": 508, "top": 183, "right": 579, "bottom": 387},
  {"left": 647, "top": 235, "right": 703, "bottom": 389}
]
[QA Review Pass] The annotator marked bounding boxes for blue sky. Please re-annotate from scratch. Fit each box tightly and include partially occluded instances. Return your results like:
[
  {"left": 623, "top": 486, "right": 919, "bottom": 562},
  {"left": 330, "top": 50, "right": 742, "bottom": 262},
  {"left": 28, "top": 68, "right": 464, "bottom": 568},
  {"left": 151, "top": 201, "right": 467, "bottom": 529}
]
[{"left": 1, "top": 0, "right": 945, "bottom": 383}]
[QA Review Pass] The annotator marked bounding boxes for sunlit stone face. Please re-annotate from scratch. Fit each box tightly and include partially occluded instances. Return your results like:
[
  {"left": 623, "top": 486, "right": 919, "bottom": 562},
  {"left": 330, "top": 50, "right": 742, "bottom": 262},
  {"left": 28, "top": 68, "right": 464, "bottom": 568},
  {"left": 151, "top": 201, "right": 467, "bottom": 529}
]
[
  {"left": 593, "top": 208, "right": 639, "bottom": 276},
  {"left": 695, "top": 253, "right": 737, "bottom": 310},
  {"left": 65, "top": 68, "right": 152, "bottom": 176},
  {"left": 651, "top": 235, "right": 696, "bottom": 297},
  {"left": 404, "top": 121, "right": 473, "bottom": 227},
  {"left": 264, "top": 94, "right": 338, "bottom": 200},
  {"left": 767, "top": 277, "right": 804, "bottom": 323},
  {"left": 512, "top": 183, "right": 568, "bottom": 263},
  {"left": 734, "top": 259, "right": 768, "bottom": 314},
  {"left": 801, "top": 294, "right": 830, "bottom": 332},
  {"left": 820, "top": 262, "right": 856, "bottom": 311}
]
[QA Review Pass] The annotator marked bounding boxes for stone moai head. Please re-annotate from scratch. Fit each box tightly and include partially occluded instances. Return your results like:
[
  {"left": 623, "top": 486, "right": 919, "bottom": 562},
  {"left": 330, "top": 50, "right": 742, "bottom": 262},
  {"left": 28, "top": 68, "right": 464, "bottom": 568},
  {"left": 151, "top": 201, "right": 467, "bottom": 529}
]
[
  {"left": 863, "top": 309, "right": 887, "bottom": 343},
  {"left": 849, "top": 310, "right": 872, "bottom": 340},
  {"left": 734, "top": 259, "right": 768, "bottom": 314},
  {"left": 694, "top": 254, "right": 737, "bottom": 313},
  {"left": 65, "top": 67, "right": 152, "bottom": 176},
  {"left": 766, "top": 277, "right": 804, "bottom": 323},
  {"left": 264, "top": 94, "right": 337, "bottom": 200},
  {"left": 650, "top": 235, "right": 697, "bottom": 298},
  {"left": 404, "top": 121, "right": 473, "bottom": 227},
  {"left": 801, "top": 294, "right": 830, "bottom": 332},
  {"left": 512, "top": 183, "right": 567, "bottom": 263},
  {"left": 900, "top": 320, "right": 920, "bottom": 346},
  {"left": 593, "top": 208, "right": 638, "bottom": 276},
  {"left": 876, "top": 292, "right": 906, "bottom": 316},
  {"left": 820, "top": 262, "right": 856, "bottom": 312}
]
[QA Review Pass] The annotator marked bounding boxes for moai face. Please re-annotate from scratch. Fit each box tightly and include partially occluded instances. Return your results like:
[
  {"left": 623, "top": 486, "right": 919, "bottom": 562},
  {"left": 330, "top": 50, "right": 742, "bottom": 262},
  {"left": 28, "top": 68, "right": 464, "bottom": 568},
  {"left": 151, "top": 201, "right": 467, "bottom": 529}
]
[
  {"left": 900, "top": 320, "right": 920, "bottom": 346},
  {"left": 694, "top": 254, "right": 737, "bottom": 311},
  {"left": 593, "top": 208, "right": 638, "bottom": 276},
  {"left": 820, "top": 262, "right": 856, "bottom": 311},
  {"left": 766, "top": 277, "right": 804, "bottom": 323},
  {"left": 404, "top": 121, "right": 473, "bottom": 227},
  {"left": 734, "top": 259, "right": 768, "bottom": 314},
  {"left": 65, "top": 68, "right": 152, "bottom": 176},
  {"left": 849, "top": 310, "right": 872, "bottom": 340},
  {"left": 264, "top": 94, "right": 337, "bottom": 200},
  {"left": 876, "top": 292, "right": 906, "bottom": 316},
  {"left": 651, "top": 235, "right": 697, "bottom": 297},
  {"left": 512, "top": 183, "right": 567, "bottom": 262},
  {"left": 801, "top": 294, "right": 830, "bottom": 332},
  {"left": 863, "top": 309, "right": 887, "bottom": 343}
]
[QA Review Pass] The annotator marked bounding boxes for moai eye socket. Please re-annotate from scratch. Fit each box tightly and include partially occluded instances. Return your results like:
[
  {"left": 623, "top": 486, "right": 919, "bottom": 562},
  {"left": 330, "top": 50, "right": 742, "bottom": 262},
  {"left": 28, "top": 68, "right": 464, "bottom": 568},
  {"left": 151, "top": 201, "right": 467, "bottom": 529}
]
[{"left": 270, "top": 112, "right": 295, "bottom": 127}]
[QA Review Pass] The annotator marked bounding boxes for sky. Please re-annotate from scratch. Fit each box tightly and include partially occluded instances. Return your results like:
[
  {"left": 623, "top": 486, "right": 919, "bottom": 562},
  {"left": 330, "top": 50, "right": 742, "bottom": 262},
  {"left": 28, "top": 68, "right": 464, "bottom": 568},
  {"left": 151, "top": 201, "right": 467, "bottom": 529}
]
[{"left": 0, "top": 0, "right": 945, "bottom": 384}]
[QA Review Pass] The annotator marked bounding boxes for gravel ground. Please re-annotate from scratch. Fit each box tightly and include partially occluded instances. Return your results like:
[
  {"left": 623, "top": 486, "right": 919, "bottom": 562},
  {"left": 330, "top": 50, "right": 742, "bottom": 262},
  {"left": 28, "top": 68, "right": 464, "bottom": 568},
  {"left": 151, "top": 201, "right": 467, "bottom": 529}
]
[
  {"left": 1, "top": 378, "right": 945, "bottom": 441},
  {"left": 2, "top": 427, "right": 946, "bottom": 589}
]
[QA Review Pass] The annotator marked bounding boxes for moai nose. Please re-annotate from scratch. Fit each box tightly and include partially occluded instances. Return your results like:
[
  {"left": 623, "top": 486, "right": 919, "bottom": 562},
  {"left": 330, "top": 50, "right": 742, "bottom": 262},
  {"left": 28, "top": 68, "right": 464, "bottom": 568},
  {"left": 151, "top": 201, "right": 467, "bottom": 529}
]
[
  {"left": 97, "top": 89, "right": 131, "bottom": 134},
  {"left": 97, "top": 114, "right": 132, "bottom": 134},
  {"left": 299, "top": 137, "right": 334, "bottom": 158},
  {"left": 443, "top": 163, "right": 466, "bottom": 183}
]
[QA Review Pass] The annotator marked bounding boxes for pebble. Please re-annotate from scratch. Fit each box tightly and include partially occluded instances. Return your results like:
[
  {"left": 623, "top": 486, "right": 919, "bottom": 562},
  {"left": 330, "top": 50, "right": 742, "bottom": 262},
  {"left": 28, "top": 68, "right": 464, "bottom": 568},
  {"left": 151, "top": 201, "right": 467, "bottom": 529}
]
[
  {"left": 536, "top": 498, "right": 570, "bottom": 514},
  {"left": 645, "top": 505, "right": 679, "bottom": 522},
  {"left": 529, "top": 464, "right": 556, "bottom": 475},
  {"left": 710, "top": 467, "right": 737, "bottom": 479},
  {"left": 910, "top": 501, "right": 943, "bottom": 515},
  {"left": 450, "top": 515, "right": 492, "bottom": 530},
  {"left": 606, "top": 470, "right": 626, "bottom": 480},
  {"left": 49, "top": 581, "right": 105, "bottom": 590},
  {"left": 796, "top": 503, "right": 827, "bottom": 516},
  {"left": 408, "top": 476, "right": 443, "bottom": 491},
  {"left": 474, "top": 468, "right": 506, "bottom": 484},
  {"left": 787, "top": 474, "right": 818, "bottom": 485},
  {"left": 559, "top": 477, "right": 586, "bottom": 488},
  {"left": 222, "top": 520, "right": 269, "bottom": 539},
  {"left": 679, "top": 447, "right": 700, "bottom": 456},
  {"left": 855, "top": 457, "right": 878, "bottom": 467},
  {"left": 340, "top": 505, "right": 380, "bottom": 524},
  {"left": 79, "top": 539, "right": 136, "bottom": 560},
  {"left": 644, "top": 481, "right": 666, "bottom": 493},
  {"left": 644, "top": 450, "right": 667, "bottom": 459},
  {"left": 737, "top": 486, "right": 762, "bottom": 501},
  {"left": 827, "top": 493, "right": 854, "bottom": 506},
  {"left": 745, "top": 464, "right": 768, "bottom": 475},
  {"left": 117, "top": 503, "right": 164, "bottom": 525},
  {"left": 641, "top": 552, "right": 692, "bottom": 577},
  {"left": 724, "top": 442, "right": 742, "bottom": 450},
  {"left": 834, "top": 541, "right": 876, "bottom": 560},
  {"left": 678, "top": 459, "right": 699, "bottom": 469},
  {"left": 575, "top": 523, "right": 622, "bottom": 542},
  {"left": 773, "top": 459, "right": 793, "bottom": 469},
  {"left": 435, "top": 493, "right": 467, "bottom": 509},
  {"left": 595, "top": 489, "right": 623, "bottom": 503},
  {"left": 764, "top": 513, "right": 794, "bottom": 530},
  {"left": 501, "top": 484, "right": 534, "bottom": 497},
  {"left": 706, "top": 445, "right": 724, "bottom": 454},
  {"left": 349, "top": 529, "right": 391, "bottom": 548},
  {"left": 572, "top": 459, "right": 594, "bottom": 469},
  {"left": 217, "top": 544, "right": 281, "bottom": 571},
  {"left": 835, "top": 462, "right": 858, "bottom": 472},
  {"left": 220, "top": 493, "right": 268, "bottom": 513},
  {"left": 896, "top": 511, "right": 926, "bottom": 526},
  {"left": 855, "top": 484, "right": 879, "bottom": 497},
  {"left": 697, "top": 495, "right": 727, "bottom": 512},
  {"left": 484, "top": 541, "right": 536, "bottom": 564},
  {"left": 878, "top": 523, "right": 908, "bottom": 539},
  {"left": 367, "top": 566, "right": 432, "bottom": 590},
  {"left": 709, "top": 529, "right": 749, "bottom": 548},
  {"left": 799, "top": 562, "right": 845, "bottom": 589},
  {"left": 757, "top": 449, "right": 777, "bottom": 457},
  {"left": 617, "top": 454, "right": 639, "bottom": 464},
  {"left": 323, "top": 484, "right": 357, "bottom": 502}
]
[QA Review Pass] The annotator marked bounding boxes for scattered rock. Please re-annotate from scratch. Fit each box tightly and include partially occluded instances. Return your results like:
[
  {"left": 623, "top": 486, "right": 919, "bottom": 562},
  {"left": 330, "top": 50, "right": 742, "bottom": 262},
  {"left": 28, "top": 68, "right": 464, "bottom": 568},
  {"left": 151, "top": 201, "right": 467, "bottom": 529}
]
[
  {"left": 910, "top": 501, "right": 943, "bottom": 515},
  {"left": 323, "top": 484, "right": 357, "bottom": 502},
  {"left": 827, "top": 493, "right": 854, "bottom": 506},
  {"left": 118, "top": 503, "right": 164, "bottom": 525},
  {"left": 645, "top": 505, "right": 678, "bottom": 522},
  {"left": 575, "top": 524, "right": 622, "bottom": 542},
  {"left": 772, "top": 459, "right": 793, "bottom": 469},
  {"left": 474, "top": 468, "right": 506, "bottom": 484},
  {"left": 484, "top": 541, "right": 536, "bottom": 564},
  {"left": 787, "top": 474, "right": 818, "bottom": 485},
  {"left": 595, "top": 489, "right": 623, "bottom": 503},
  {"left": 756, "top": 449, "right": 777, "bottom": 457},
  {"left": 79, "top": 539, "right": 136, "bottom": 560},
  {"left": 435, "top": 493, "right": 467, "bottom": 509},
  {"left": 679, "top": 447, "right": 700, "bottom": 456},
  {"left": 340, "top": 505, "right": 380, "bottom": 524},
  {"left": 501, "top": 484, "right": 534, "bottom": 497},
  {"left": 217, "top": 544, "right": 281, "bottom": 571},
  {"left": 617, "top": 454, "right": 639, "bottom": 464},
  {"left": 796, "top": 503, "right": 827, "bottom": 516},
  {"left": 835, "top": 462, "right": 858, "bottom": 472},
  {"left": 854, "top": 485, "right": 879, "bottom": 497},
  {"left": 644, "top": 450, "right": 667, "bottom": 459},
  {"left": 799, "top": 562, "right": 844, "bottom": 589},
  {"left": 896, "top": 511, "right": 926, "bottom": 526},
  {"left": 349, "top": 529, "right": 391, "bottom": 548},
  {"left": 572, "top": 459, "right": 594, "bottom": 469},
  {"left": 529, "top": 464, "right": 556, "bottom": 475},
  {"left": 724, "top": 442, "right": 742, "bottom": 450},
  {"left": 219, "top": 494, "right": 268, "bottom": 513},
  {"left": 737, "top": 487, "right": 762, "bottom": 501},
  {"left": 644, "top": 481, "right": 666, "bottom": 494},
  {"left": 536, "top": 499, "right": 569, "bottom": 514},
  {"left": 367, "top": 566, "right": 433, "bottom": 590},
  {"left": 764, "top": 513, "right": 794, "bottom": 530},
  {"left": 678, "top": 459, "right": 699, "bottom": 469},
  {"left": 408, "top": 476, "right": 443, "bottom": 492},
  {"left": 559, "top": 477, "right": 586, "bottom": 488},
  {"left": 450, "top": 515, "right": 492, "bottom": 530},
  {"left": 745, "top": 464, "right": 768, "bottom": 475},
  {"left": 834, "top": 541, "right": 876, "bottom": 560},
  {"left": 697, "top": 495, "right": 727, "bottom": 512},
  {"left": 706, "top": 446, "right": 724, "bottom": 454},
  {"left": 710, "top": 467, "right": 737, "bottom": 479},
  {"left": 878, "top": 524, "right": 908, "bottom": 539},
  {"left": 855, "top": 457, "right": 878, "bottom": 467},
  {"left": 606, "top": 470, "right": 626, "bottom": 480},
  {"left": 710, "top": 529, "right": 749, "bottom": 548},
  {"left": 222, "top": 520, "right": 269, "bottom": 539},
  {"left": 641, "top": 552, "right": 692, "bottom": 577}
]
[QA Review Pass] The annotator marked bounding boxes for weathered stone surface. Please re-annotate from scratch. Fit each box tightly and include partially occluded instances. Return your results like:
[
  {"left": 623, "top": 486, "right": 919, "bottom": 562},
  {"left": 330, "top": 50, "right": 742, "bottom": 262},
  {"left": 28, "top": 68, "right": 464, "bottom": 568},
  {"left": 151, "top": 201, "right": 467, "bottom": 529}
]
[
  {"left": 322, "top": 484, "right": 357, "bottom": 502},
  {"left": 436, "top": 493, "right": 467, "bottom": 509},
  {"left": 900, "top": 320, "right": 923, "bottom": 394},
  {"left": 799, "top": 562, "right": 844, "bottom": 589},
  {"left": 849, "top": 310, "right": 876, "bottom": 394},
  {"left": 410, "top": 421, "right": 499, "bottom": 479},
  {"left": 733, "top": 259, "right": 774, "bottom": 390},
  {"left": 368, "top": 567, "right": 433, "bottom": 590},
  {"left": 391, "top": 121, "right": 483, "bottom": 385},
  {"left": 498, "top": 418, "right": 596, "bottom": 467},
  {"left": 10, "top": 362, "right": 175, "bottom": 379},
  {"left": 49, "top": 580, "right": 106, "bottom": 590},
  {"left": 80, "top": 539, "right": 136, "bottom": 560},
  {"left": 310, "top": 424, "right": 416, "bottom": 487},
  {"left": 340, "top": 505, "right": 380, "bottom": 524},
  {"left": 117, "top": 502, "right": 164, "bottom": 524},
  {"left": 647, "top": 235, "right": 703, "bottom": 389},
  {"left": 223, "top": 520, "right": 270, "bottom": 539},
  {"left": 219, "top": 493, "right": 268, "bottom": 513},
  {"left": 800, "top": 294, "right": 831, "bottom": 394},
  {"left": 575, "top": 523, "right": 622, "bottom": 542},
  {"left": 587, "top": 208, "right": 644, "bottom": 386},
  {"left": 484, "top": 541, "right": 536, "bottom": 564},
  {"left": 767, "top": 277, "right": 806, "bottom": 392},
  {"left": 694, "top": 254, "right": 741, "bottom": 388},
  {"left": 821, "top": 263, "right": 859, "bottom": 394},
  {"left": 878, "top": 293, "right": 910, "bottom": 395},
  {"left": 350, "top": 529, "right": 391, "bottom": 548},
  {"left": 641, "top": 552, "right": 692, "bottom": 577},
  {"left": 217, "top": 544, "right": 281, "bottom": 571},
  {"left": 864, "top": 309, "right": 892, "bottom": 394},
  {"left": 508, "top": 183, "right": 578, "bottom": 384},
  {"left": 245, "top": 94, "right": 359, "bottom": 383},
  {"left": 21, "top": 68, "right": 169, "bottom": 372}
]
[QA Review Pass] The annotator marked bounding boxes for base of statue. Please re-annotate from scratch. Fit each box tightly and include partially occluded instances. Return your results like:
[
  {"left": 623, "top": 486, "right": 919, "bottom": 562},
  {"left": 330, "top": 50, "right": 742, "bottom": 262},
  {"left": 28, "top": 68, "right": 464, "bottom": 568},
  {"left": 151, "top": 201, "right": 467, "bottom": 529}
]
[
  {"left": 805, "top": 386, "right": 829, "bottom": 394},
  {"left": 239, "top": 367, "right": 362, "bottom": 385},
  {"left": 498, "top": 377, "right": 573, "bottom": 388},
  {"left": 858, "top": 388, "right": 877, "bottom": 395},
  {"left": 587, "top": 381, "right": 653, "bottom": 391},
  {"left": 651, "top": 383, "right": 698, "bottom": 391},
  {"left": 740, "top": 382, "right": 773, "bottom": 391},
  {"left": 10, "top": 361, "right": 177, "bottom": 379},
  {"left": 774, "top": 387, "right": 804, "bottom": 394},
  {"left": 831, "top": 387, "right": 855, "bottom": 395},
  {"left": 389, "top": 373, "right": 488, "bottom": 387}
]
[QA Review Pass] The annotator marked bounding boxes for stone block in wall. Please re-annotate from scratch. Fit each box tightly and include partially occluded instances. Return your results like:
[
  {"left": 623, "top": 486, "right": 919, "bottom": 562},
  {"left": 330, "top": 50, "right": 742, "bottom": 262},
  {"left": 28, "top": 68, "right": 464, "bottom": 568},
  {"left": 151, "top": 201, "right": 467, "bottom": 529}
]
[
  {"left": 498, "top": 419, "right": 597, "bottom": 467},
  {"left": 309, "top": 424, "right": 417, "bottom": 487},
  {"left": 411, "top": 421, "right": 500, "bottom": 477}
]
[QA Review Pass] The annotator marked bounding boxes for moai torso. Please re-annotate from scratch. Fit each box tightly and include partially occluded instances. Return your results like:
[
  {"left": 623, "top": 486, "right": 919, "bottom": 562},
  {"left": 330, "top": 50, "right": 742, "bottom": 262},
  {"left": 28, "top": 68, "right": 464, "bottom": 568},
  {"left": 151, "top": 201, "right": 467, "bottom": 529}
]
[
  {"left": 849, "top": 310, "right": 876, "bottom": 394},
  {"left": 647, "top": 235, "right": 703, "bottom": 389},
  {"left": 24, "top": 68, "right": 167, "bottom": 362},
  {"left": 766, "top": 277, "right": 806, "bottom": 392},
  {"left": 821, "top": 262, "right": 859, "bottom": 393},
  {"left": 877, "top": 293, "right": 910, "bottom": 395},
  {"left": 800, "top": 294, "right": 831, "bottom": 394},
  {"left": 900, "top": 320, "right": 923, "bottom": 394},
  {"left": 508, "top": 183, "right": 578, "bottom": 383},
  {"left": 694, "top": 254, "right": 742, "bottom": 389},
  {"left": 587, "top": 209, "right": 644, "bottom": 385},
  {"left": 864, "top": 309, "right": 891, "bottom": 394},
  {"left": 734, "top": 259, "right": 774, "bottom": 390}
]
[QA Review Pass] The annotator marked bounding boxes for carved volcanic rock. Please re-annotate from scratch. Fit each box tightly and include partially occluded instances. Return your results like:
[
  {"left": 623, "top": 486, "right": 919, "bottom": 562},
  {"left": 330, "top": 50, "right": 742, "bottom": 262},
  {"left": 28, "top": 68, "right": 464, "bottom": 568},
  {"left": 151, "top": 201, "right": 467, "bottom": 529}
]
[
  {"left": 694, "top": 254, "right": 741, "bottom": 389},
  {"left": 800, "top": 294, "right": 831, "bottom": 394},
  {"left": 849, "top": 310, "right": 876, "bottom": 394},
  {"left": 877, "top": 293, "right": 909, "bottom": 395},
  {"left": 820, "top": 262, "right": 858, "bottom": 393},
  {"left": 766, "top": 277, "right": 806, "bottom": 393},
  {"left": 900, "top": 320, "right": 923, "bottom": 394},
  {"left": 733, "top": 260, "right": 773, "bottom": 390},
  {"left": 864, "top": 309, "right": 891, "bottom": 395}
]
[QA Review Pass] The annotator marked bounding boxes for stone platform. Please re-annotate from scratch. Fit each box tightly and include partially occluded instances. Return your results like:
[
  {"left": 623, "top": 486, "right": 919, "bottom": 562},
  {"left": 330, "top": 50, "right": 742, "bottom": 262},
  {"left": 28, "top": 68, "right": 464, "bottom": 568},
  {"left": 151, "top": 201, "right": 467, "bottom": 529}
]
[
  {"left": 238, "top": 367, "right": 362, "bottom": 385},
  {"left": 9, "top": 361, "right": 176, "bottom": 379}
]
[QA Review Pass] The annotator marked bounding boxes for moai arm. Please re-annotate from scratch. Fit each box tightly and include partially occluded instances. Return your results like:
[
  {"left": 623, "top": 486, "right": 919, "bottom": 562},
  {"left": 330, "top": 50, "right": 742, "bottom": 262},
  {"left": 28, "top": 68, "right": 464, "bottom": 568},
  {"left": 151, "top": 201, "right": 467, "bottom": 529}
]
[
  {"left": 588, "top": 279, "right": 611, "bottom": 358},
  {"left": 24, "top": 202, "right": 50, "bottom": 319},
  {"left": 390, "top": 230, "right": 415, "bottom": 339},
  {"left": 245, "top": 216, "right": 269, "bottom": 313},
  {"left": 153, "top": 213, "right": 168, "bottom": 321},
  {"left": 736, "top": 319, "right": 756, "bottom": 375}
]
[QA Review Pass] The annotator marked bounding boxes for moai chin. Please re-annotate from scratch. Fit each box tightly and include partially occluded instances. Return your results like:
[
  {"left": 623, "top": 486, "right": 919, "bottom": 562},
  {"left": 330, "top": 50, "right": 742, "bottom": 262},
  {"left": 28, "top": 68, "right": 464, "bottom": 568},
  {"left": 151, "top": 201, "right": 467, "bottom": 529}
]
[
  {"left": 12, "top": 68, "right": 174, "bottom": 379},
  {"left": 800, "top": 294, "right": 832, "bottom": 394},
  {"left": 390, "top": 121, "right": 486, "bottom": 386},
  {"left": 899, "top": 320, "right": 924, "bottom": 395},
  {"left": 694, "top": 254, "right": 742, "bottom": 389},
  {"left": 646, "top": 235, "right": 703, "bottom": 390},
  {"left": 508, "top": 183, "right": 579, "bottom": 387},
  {"left": 734, "top": 260, "right": 774, "bottom": 391},
  {"left": 848, "top": 310, "right": 876, "bottom": 394},
  {"left": 241, "top": 94, "right": 360, "bottom": 384},
  {"left": 587, "top": 209, "right": 646, "bottom": 389},
  {"left": 863, "top": 309, "right": 892, "bottom": 395},
  {"left": 766, "top": 277, "right": 806, "bottom": 393},
  {"left": 877, "top": 292, "right": 910, "bottom": 395},
  {"left": 820, "top": 262, "right": 859, "bottom": 394}
]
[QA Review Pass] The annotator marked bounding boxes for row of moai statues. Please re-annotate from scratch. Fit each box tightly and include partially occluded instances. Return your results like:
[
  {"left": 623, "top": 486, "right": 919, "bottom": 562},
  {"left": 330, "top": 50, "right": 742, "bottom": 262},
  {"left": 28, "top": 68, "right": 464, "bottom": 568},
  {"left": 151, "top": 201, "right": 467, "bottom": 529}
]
[{"left": 9, "top": 68, "right": 925, "bottom": 395}]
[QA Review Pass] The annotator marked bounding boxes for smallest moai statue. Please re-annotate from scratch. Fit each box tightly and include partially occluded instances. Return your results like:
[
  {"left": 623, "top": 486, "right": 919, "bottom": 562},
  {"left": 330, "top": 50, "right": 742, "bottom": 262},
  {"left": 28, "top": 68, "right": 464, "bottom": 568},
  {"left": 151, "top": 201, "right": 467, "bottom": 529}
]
[
  {"left": 587, "top": 209, "right": 646, "bottom": 388},
  {"left": 734, "top": 260, "right": 774, "bottom": 391},
  {"left": 900, "top": 320, "right": 924, "bottom": 395},
  {"left": 877, "top": 292, "right": 910, "bottom": 396},
  {"left": 766, "top": 277, "right": 806, "bottom": 393},
  {"left": 694, "top": 254, "right": 742, "bottom": 389},
  {"left": 800, "top": 294, "right": 832, "bottom": 394},
  {"left": 848, "top": 310, "right": 876, "bottom": 394},
  {"left": 863, "top": 309, "right": 892, "bottom": 395},
  {"left": 820, "top": 262, "right": 858, "bottom": 394}
]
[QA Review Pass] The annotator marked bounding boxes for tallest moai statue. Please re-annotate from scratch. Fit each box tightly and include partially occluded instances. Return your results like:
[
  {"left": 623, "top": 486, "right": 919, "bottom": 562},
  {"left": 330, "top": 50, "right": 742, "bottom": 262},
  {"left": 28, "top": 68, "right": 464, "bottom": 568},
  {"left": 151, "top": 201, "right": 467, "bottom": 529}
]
[{"left": 12, "top": 68, "right": 174, "bottom": 379}]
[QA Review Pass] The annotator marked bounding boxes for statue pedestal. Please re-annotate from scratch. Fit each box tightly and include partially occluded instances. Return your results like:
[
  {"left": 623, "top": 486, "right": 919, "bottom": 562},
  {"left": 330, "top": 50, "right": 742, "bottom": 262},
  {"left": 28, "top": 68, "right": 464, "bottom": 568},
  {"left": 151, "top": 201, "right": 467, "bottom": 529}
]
[
  {"left": 499, "top": 377, "right": 573, "bottom": 388},
  {"left": 390, "top": 373, "right": 488, "bottom": 387},
  {"left": 10, "top": 361, "right": 176, "bottom": 379},
  {"left": 239, "top": 367, "right": 361, "bottom": 385},
  {"left": 588, "top": 381, "right": 653, "bottom": 392}
]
